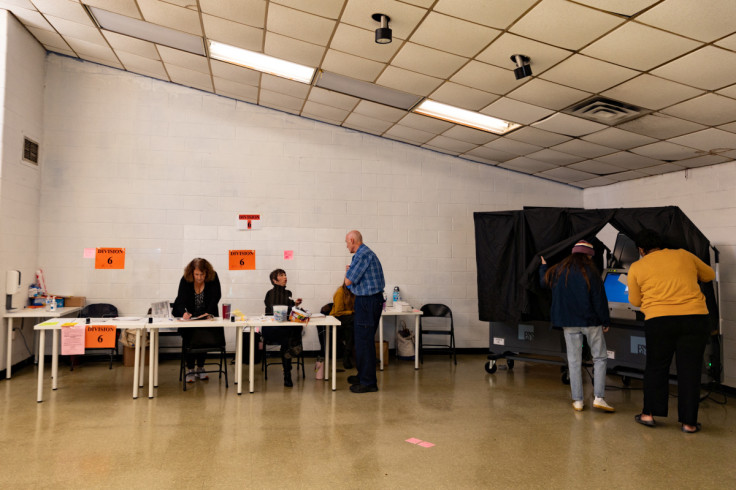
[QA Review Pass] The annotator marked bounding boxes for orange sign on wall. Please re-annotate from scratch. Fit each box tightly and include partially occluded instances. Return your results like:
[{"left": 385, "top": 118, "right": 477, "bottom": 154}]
[
  {"left": 229, "top": 250, "right": 256, "bottom": 270},
  {"left": 95, "top": 248, "right": 126, "bottom": 269},
  {"left": 85, "top": 325, "right": 117, "bottom": 348}
]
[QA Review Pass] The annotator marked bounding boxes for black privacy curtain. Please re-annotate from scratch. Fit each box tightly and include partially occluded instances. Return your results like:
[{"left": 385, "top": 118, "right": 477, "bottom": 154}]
[{"left": 474, "top": 206, "right": 718, "bottom": 327}]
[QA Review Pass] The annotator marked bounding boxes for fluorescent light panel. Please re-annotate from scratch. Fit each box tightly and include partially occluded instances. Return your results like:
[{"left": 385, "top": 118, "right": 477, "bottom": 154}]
[
  {"left": 315, "top": 71, "right": 422, "bottom": 110},
  {"left": 87, "top": 6, "right": 205, "bottom": 56},
  {"left": 414, "top": 99, "right": 521, "bottom": 134},
  {"left": 209, "top": 41, "right": 315, "bottom": 84}
]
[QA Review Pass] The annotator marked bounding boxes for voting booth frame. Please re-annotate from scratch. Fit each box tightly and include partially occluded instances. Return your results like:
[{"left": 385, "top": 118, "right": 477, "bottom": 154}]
[{"left": 474, "top": 206, "right": 722, "bottom": 385}]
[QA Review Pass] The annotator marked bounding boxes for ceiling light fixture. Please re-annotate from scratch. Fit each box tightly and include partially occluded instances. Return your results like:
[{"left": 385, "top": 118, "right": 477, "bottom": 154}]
[
  {"left": 372, "top": 13, "right": 392, "bottom": 44},
  {"left": 414, "top": 100, "right": 521, "bottom": 135},
  {"left": 208, "top": 41, "right": 316, "bottom": 84},
  {"left": 510, "top": 54, "right": 532, "bottom": 80},
  {"left": 315, "top": 71, "right": 422, "bottom": 110}
]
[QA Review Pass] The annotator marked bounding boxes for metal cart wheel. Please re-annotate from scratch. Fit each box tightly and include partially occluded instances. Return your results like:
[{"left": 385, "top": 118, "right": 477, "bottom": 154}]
[
  {"left": 507, "top": 359, "right": 515, "bottom": 370},
  {"left": 485, "top": 360, "right": 497, "bottom": 374}
]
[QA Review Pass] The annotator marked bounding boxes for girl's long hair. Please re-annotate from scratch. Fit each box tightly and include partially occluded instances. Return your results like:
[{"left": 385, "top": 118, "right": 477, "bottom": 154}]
[{"left": 545, "top": 254, "right": 594, "bottom": 290}]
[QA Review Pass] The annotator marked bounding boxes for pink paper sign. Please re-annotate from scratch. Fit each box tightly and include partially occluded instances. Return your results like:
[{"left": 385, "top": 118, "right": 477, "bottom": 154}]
[
  {"left": 61, "top": 324, "right": 86, "bottom": 355},
  {"left": 284, "top": 250, "right": 294, "bottom": 260},
  {"left": 83, "top": 248, "right": 95, "bottom": 258}
]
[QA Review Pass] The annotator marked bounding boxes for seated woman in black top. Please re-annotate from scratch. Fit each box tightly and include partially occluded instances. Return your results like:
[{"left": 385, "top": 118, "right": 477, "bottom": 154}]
[
  {"left": 264, "top": 269, "right": 302, "bottom": 387},
  {"left": 172, "top": 258, "right": 222, "bottom": 383}
]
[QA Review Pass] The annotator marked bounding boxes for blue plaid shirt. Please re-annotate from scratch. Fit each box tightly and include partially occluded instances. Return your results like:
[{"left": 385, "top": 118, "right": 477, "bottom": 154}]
[{"left": 346, "top": 244, "right": 385, "bottom": 296}]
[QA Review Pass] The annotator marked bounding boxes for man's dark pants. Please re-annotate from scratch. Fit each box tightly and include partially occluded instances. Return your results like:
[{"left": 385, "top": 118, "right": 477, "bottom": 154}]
[{"left": 353, "top": 292, "right": 384, "bottom": 387}]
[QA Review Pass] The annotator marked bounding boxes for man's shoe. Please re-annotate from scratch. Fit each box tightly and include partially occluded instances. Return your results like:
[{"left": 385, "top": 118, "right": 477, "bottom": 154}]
[
  {"left": 593, "top": 397, "right": 615, "bottom": 412},
  {"left": 347, "top": 375, "right": 360, "bottom": 385},
  {"left": 634, "top": 414, "right": 655, "bottom": 427},
  {"left": 196, "top": 367, "right": 208, "bottom": 381},
  {"left": 350, "top": 384, "right": 378, "bottom": 393},
  {"left": 185, "top": 369, "right": 196, "bottom": 383},
  {"left": 572, "top": 400, "right": 584, "bottom": 411},
  {"left": 681, "top": 423, "right": 702, "bottom": 433}
]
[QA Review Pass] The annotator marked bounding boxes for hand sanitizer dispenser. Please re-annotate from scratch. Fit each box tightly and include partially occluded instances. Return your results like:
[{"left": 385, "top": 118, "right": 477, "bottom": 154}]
[{"left": 6, "top": 270, "right": 21, "bottom": 310}]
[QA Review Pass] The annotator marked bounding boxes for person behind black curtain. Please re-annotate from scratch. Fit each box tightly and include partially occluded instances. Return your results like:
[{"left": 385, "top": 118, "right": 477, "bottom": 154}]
[
  {"left": 172, "top": 257, "right": 222, "bottom": 383},
  {"left": 264, "top": 269, "right": 303, "bottom": 387}
]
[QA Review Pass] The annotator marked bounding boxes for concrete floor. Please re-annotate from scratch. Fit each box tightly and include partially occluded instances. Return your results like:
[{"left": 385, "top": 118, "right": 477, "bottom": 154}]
[{"left": 1, "top": 354, "right": 734, "bottom": 488}]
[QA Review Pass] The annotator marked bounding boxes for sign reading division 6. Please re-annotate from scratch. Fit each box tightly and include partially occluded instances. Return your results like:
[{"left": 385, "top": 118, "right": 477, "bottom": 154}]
[
  {"left": 95, "top": 248, "right": 126, "bottom": 269},
  {"left": 229, "top": 250, "right": 256, "bottom": 270},
  {"left": 85, "top": 325, "right": 117, "bottom": 348}
]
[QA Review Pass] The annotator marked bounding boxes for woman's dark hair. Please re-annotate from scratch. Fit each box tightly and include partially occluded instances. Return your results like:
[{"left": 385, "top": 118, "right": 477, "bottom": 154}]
[
  {"left": 269, "top": 269, "right": 286, "bottom": 285},
  {"left": 635, "top": 229, "right": 664, "bottom": 254},
  {"left": 545, "top": 254, "right": 595, "bottom": 290},
  {"left": 183, "top": 258, "right": 216, "bottom": 282}
]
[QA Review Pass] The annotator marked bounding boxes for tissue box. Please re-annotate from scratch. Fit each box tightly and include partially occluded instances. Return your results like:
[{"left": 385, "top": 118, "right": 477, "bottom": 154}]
[{"left": 392, "top": 301, "right": 412, "bottom": 312}]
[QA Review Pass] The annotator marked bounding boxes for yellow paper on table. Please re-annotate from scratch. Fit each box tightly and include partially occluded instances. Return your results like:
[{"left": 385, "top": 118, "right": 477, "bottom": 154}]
[
  {"left": 85, "top": 325, "right": 116, "bottom": 348},
  {"left": 39, "top": 321, "right": 59, "bottom": 327}
]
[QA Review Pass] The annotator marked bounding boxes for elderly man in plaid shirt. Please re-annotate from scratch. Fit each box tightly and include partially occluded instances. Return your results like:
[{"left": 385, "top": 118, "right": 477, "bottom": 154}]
[{"left": 344, "top": 230, "right": 385, "bottom": 393}]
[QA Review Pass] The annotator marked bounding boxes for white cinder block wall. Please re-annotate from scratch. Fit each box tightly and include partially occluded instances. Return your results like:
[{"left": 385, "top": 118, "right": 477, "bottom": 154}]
[
  {"left": 585, "top": 163, "right": 736, "bottom": 387},
  {"left": 38, "top": 55, "right": 582, "bottom": 352},
  {"left": 0, "top": 11, "right": 45, "bottom": 372}
]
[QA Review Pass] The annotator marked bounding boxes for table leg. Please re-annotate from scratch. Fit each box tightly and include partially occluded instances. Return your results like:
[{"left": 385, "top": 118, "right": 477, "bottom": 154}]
[
  {"left": 132, "top": 329, "right": 141, "bottom": 399},
  {"left": 249, "top": 327, "right": 255, "bottom": 394},
  {"left": 154, "top": 330, "right": 160, "bottom": 388},
  {"left": 414, "top": 315, "right": 420, "bottom": 370},
  {"left": 332, "top": 324, "right": 337, "bottom": 391},
  {"left": 138, "top": 333, "right": 146, "bottom": 389},
  {"left": 379, "top": 316, "right": 384, "bottom": 370},
  {"left": 51, "top": 329, "right": 59, "bottom": 390},
  {"left": 148, "top": 329, "right": 155, "bottom": 399},
  {"left": 324, "top": 324, "right": 330, "bottom": 381},
  {"left": 236, "top": 326, "right": 242, "bottom": 394},
  {"left": 6, "top": 318, "right": 13, "bottom": 379},
  {"left": 37, "top": 330, "right": 45, "bottom": 403}
]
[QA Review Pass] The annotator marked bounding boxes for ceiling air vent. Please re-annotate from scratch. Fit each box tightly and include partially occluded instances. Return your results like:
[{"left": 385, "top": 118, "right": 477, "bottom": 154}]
[
  {"left": 23, "top": 137, "right": 39, "bottom": 165},
  {"left": 564, "top": 97, "right": 647, "bottom": 126}
]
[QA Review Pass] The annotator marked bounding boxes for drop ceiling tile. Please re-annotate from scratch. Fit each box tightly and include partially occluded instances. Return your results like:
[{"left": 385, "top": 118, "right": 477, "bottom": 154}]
[
  {"left": 31, "top": 0, "right": 94, "bottom": 25},
  {"left": 573, "top": 0, "right": 659, "bottom": 17},
  {"left": 678, "top": 154, "right": 731, "bottom": 168},
  {"left": 617, "top": 113, "right": 706, "bottom": 139},
  {"left": 532, "top": 113, "right": 607, "bottom": 136},
  {"left": 636, "top": 0, "right": 736, "bottom": 43},
  {"left": 0, "top": 0, "right": 35, "bottom": 8},
  {"left": 340, "top": 0, "right": 426, "bottom": 39},
  {"left": 307, "top": 86, "right": 359, "bottom": 111},
  {"left": 484, "top": 138, "right": 542, "bottom": 156},
  {"left": 397, "top": 113, "right": 454, "bottom": 133},
  {"left": 271, "top": 0, "right": 345, "bottom": 18},
  {"left": 27, "top": 26, "right": 70, "bottom": 51},
  {"left": 568, "top": 159, "right": 626, "bottom": 175},
  {"left": 424, "top": 135, "right": 477, "bottom": 153},
  {"left": 661, "top": 94, "right": 736, "bottom": 126},
  {"left": 211, "top": 60, "right": 261, "bottom": 86},
  {"left": 505, "top": 127, "right": 572, "bottom": 147},
  {"left": 376, "top": 66, "right": 443, "bottom": 96},
  {"left": 78, "top": 53, "right": 124, "bottom": 69},
  {"left": 602, "top": 75, "right": 703, "bottom": 111},
  {"left": 353, "top": 100, "right": 406, "bottom": 122},
  {"left": 509, "top": 0, "right": 623, "bottom": 50},
  {"left": 422, "top": 144, "right": 461, "bottom": 156},
  {"left": 321, "top": 50, "right": 385, "bottom": 82},
  {"left": 158, "top": 46, "right": 209, "bottom": 74},
  {"left": 720, "top": 121, "right": 736, "bottom": 134},
  {"left": 638, "top": 163, "right": 685, "bottom": 175},
  {"left": 481, "top": 97, "right": 554, "bottom": 125},
  {"left": 537, "top": 166, "right": 597, "bottom": 183},
  {"left": 392, "top": 43, "right": 468, "bottom": 79},
  {"left": 2, "top": 5, "right": 53, "bottom": 30},
  {"left": 342, "top": 112, "right": 394, "bottom": 134},
  {"left": 462, "top": 154, "right": 500, "bottom": 166},
  {"left": 507, "top": 78, "right": 590, "bottom": 111},
  {"left": 117, "top": 51, "right": 168, "bottom": 79},
  {"left": 264, "top": 32, "right": 326, "bottom": 66},
  {"left": 46, "top": 47, "right": 76, "bottom": 57},
  {"left": 214, "top": 77, "right": 259, "bottom": 103},
  {"left": 45, "top": 15, "right": 107, "bottom": 45},
  {"left": 581, "top": 22, "right": 701, "bottom": 71},
  {"left": 65, "top": 37, "right": 116, "bottom": 60},
  {"left": 202, "top": 14, "right": 264, "bottom": 51},
  {"left": 259, "top": 88, "right": 305, "bottom": 112},
  {"left": 652, "top": 46, "right": 736, "bottom": 91},
  {"left": 717, "top": 84, "right": 736, "bottom": 99},
  {"left": 581, "top": 127, "right": 657, "bottom": 150},
  {"left": 606, "top": 170, "right": 649, "bottom": 182},
  {"left": 267, "top": 3, "right": 335, "bottom": 46},
  {"left": 329, "top": 23, "right": 401, "bottom": 63},
  {"left": 84, "top": 0, "right": 141, "bottom": 19},
  {"left": 669, "top": 128, "right": 736, "bottom": 152},
  {"left": 464, "top": 145, "right": 516, "bottom": 163},
  {"left": 165, "top": 64, "right": 213, "bottom": 92},
  {"left": 451, "top": 61, "right": 523, "bottom": 95},
  {"left": 137, "top": 0, "right": 202, "bottom": 36},
  {"left": 383, "top": 124, "right": 436, "bottom": 145},
  {"left": 103, "top": 31, "right": 160, "bottom": 59},
  {"left": 200, "top": 0, "right": 267, "bottom": 28},
  {"left": 551, "top": 139, "right": 617, "bottom": 159},
  {"left": 500, "top": 157, "right": 558, "bottom": 174},
  {"left": 476, "top": 33, "right": 572, "bottom": 75},
  {"left": 434, "top": 0, "right": 538, "bottom": 29},
  {"left": 596, "top": 151, "right": 663, "bottom": 170},
  {"left": 539, "top": 54, "right": 639, "bottom": 93},
  {"left": 301, "top": 101, "right": 349, "bottom": 125},
  {"left": 630, "top": 141, "right": 701, "bottom": 161},
  {"left": 442, "top": 126, "right": 498, "bottom": 145},
  {"left": 574, "top": 176, "right": 617, "bottom": 188},
  {"left": 261, "top": 74, "right": 311, "bottom": 99},
  {"left": 526, "top": 149, "right": 584, "bottom": 165},
  {"left": 429, "top": 82, "right": 499, "bottom": 111},
  {"left": 409, "top": 12, "right": 500, "bottom": 57},
  {"left": 716, "top": 33, "right": 736, "bottom": 51}
]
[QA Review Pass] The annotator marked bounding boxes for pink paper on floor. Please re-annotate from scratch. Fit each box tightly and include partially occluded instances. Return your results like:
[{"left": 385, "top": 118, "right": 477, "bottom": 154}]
[
  {"left": 405, "top": 438, "right": 422, "bottom": 444},
  {"left": 417, "top": 441, "right": 435, "bottom": 448}
]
